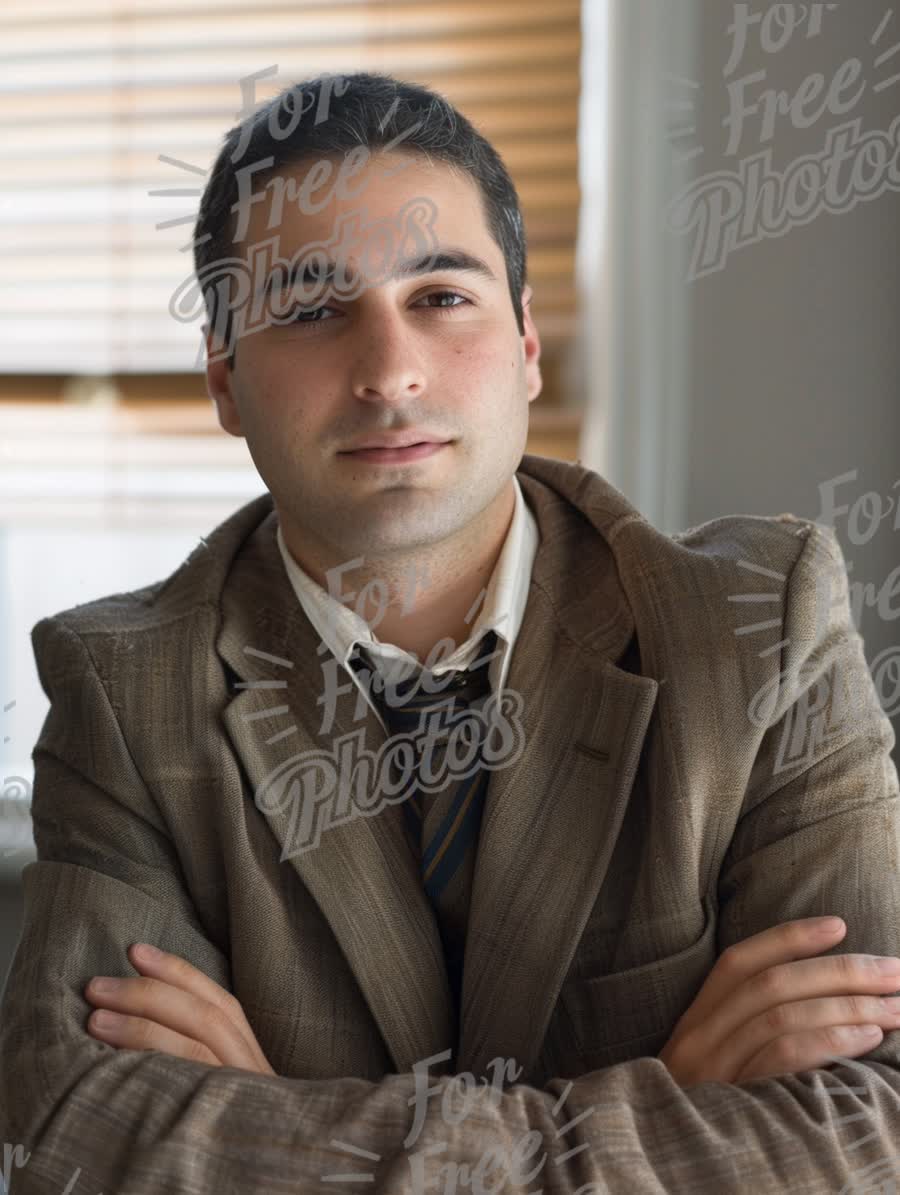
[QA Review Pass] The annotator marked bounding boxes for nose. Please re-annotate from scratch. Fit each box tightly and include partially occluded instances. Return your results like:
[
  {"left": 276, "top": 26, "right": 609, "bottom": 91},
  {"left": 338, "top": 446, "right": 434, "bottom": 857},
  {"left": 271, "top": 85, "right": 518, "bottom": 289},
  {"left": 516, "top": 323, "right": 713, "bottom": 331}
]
[{"left": 349, "top": 304, "right": 427, "bottom": 406}]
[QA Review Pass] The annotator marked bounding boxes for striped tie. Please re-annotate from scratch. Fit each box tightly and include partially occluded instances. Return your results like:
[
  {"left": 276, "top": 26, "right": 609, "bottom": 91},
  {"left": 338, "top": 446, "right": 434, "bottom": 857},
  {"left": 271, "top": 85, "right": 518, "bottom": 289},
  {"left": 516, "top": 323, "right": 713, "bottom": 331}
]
[{"left": 347, "top": 631, "right": 499, "bottom": 1023}]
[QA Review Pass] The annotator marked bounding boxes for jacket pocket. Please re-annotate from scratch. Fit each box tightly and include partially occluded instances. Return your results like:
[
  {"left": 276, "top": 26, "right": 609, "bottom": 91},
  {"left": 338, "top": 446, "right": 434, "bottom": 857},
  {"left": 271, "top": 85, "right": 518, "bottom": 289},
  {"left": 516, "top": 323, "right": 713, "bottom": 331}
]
[{"left": 559, "top": 893, "right": 718, "bottom": 1068}]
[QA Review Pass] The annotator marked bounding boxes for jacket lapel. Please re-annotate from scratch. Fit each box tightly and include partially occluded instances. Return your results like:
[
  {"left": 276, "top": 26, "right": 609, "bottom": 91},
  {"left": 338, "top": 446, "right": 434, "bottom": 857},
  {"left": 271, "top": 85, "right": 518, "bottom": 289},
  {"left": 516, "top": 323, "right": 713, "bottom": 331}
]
[
  {"left": 457, "top": 470, "right": 659, "bottom": 1079},
  {"left": 217, "top": 511, "right": 456, "bottom": 1075}
]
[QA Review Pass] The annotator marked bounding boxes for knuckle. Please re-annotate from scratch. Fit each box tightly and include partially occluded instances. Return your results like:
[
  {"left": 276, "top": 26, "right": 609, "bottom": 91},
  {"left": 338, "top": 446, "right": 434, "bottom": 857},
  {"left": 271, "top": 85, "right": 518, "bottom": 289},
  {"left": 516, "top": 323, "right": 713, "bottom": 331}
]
[
  {"left": 131, "top": 1018, "right": 155, "bottom": 1049},
  {"left": 762, "top": 1003, "right": 791, "bottom": 1034},
  {"left": 835, "top": 954, "right": 862, "bottom": 984},
  {"left": 769, "top": 1033, "right": 802, "bottom": 1069},
  {"left": 139, "top": 976, "right": 166, "bottom": 1001},
  {"left": 715, "top": 943, "right": 741, "bottom": 976},
  {"left": 825, "top": 1025, "right": 851, "bottom": 1052},
  {"left": 843, "top": 994, "right": 869, "bottom": 1020},
  {"left": 754, "top": 964, "right": 788, "bottom": 1002},
  {"left": 165, "top": 954, "right": 190, "bottom": 981},
  {"left": 206, "top": 1005, "right": 232, "bottom": 1036},
  {"left": 222, "top": 992, "right": 244, "bottom": 1020},
  {"left": 186, "top": 1038, "right": 212, "bottom": 1064}
]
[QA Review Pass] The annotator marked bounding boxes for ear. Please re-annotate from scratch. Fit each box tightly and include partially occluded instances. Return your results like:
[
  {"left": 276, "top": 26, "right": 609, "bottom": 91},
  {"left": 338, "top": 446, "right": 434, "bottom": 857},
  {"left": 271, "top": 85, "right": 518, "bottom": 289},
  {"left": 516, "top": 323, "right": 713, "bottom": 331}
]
[
  {"left": 204, "top": 324, "right": 244, "bottom": 437},
  {"left": 521, "top": 284, "right": 542, "bottom": 404}
]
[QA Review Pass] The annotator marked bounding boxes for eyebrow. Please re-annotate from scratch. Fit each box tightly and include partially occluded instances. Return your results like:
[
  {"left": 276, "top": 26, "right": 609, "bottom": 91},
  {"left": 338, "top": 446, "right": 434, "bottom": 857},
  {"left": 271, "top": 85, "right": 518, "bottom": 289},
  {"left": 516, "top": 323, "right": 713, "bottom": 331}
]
[{"left": 257, "top": 247, "right": 498, "bottom": 300}]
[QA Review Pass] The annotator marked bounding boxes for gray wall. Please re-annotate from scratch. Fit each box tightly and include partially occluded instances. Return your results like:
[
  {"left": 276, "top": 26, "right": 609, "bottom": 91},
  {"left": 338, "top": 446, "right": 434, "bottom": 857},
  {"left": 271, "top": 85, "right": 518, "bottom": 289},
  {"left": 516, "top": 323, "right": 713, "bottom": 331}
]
[{"left": 679, "top": 3, "right": 900, "bottom": 766}]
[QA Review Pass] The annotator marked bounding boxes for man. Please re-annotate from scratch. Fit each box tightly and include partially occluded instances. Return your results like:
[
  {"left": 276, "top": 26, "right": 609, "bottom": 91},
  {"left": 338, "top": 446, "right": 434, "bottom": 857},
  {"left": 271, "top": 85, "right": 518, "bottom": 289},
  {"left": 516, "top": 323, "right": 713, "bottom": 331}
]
[{"left": 2, "top": 71, "right": 900, "bottom": 1193}]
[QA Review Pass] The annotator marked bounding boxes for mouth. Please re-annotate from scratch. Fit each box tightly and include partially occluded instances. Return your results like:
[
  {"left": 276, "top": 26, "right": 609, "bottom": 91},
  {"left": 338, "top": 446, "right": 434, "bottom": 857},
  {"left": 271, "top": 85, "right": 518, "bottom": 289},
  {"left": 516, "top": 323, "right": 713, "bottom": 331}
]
[{"left": 337, "top": 441, "right": 452, "bottom": 465}]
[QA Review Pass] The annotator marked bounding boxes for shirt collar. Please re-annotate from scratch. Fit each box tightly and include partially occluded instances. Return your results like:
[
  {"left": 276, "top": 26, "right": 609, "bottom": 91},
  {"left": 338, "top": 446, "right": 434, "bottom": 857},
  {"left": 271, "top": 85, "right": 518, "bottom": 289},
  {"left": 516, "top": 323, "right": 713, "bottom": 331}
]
[{"left": 275, "top": 475, "right": 539, "bottom": 695}]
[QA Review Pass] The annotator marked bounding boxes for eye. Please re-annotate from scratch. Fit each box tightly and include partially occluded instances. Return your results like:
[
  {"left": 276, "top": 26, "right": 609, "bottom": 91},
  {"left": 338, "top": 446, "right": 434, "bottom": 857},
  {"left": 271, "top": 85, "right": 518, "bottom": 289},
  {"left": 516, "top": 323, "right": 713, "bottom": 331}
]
[
  {"left": 282, "top": 289, "right": 471, "bottom": 327},
  {"left": 416, "top": 290, "right": 471, "bottom": 311},
  {"left": 284, "top": 304, "right": 338, "bottom": 325}
]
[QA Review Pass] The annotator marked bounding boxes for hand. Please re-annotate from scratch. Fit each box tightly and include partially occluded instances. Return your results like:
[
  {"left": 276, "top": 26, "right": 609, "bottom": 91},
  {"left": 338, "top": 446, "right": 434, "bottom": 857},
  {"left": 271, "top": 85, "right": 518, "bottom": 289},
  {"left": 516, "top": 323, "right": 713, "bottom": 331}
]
[
  {"left": 657, "top": 917, "right": 900, "bottom": 1088},
  {"left": 84, "top": 943, "right": 276, "bottom": 1076}
]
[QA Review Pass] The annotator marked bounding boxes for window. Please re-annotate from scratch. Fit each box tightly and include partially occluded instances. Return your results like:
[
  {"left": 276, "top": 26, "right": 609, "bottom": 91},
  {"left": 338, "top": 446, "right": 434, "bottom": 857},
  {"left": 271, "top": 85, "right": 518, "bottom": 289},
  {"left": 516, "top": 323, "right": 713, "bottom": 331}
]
[{"left": 2, "top": 0, "right": 582, "bottom": 410}]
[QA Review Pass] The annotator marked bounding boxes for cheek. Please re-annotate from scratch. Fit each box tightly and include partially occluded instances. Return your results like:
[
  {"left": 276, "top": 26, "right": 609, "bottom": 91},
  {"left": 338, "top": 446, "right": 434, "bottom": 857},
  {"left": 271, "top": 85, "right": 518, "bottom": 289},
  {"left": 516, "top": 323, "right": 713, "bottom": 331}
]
[
  {"left": 448, "top": 337, "right": 514, "bottom": 390},
  {"left": 242, "top": 364, "right": 322, "bottom": 435}
]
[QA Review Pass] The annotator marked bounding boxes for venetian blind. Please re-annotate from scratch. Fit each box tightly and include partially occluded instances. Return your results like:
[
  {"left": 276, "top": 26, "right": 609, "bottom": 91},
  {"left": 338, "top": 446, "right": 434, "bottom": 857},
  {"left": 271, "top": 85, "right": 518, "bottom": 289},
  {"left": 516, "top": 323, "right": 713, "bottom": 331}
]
[{"left": 1, "top": 0, "right": 581, "bottom": 399}]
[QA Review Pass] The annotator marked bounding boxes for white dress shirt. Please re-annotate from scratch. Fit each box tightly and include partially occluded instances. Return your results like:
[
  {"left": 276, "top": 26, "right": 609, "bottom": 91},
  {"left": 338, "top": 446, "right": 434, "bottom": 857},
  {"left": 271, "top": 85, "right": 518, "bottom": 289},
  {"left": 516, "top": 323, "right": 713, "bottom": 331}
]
[{"left": 275, "top": 476, "right": 540, "bottom": 733}]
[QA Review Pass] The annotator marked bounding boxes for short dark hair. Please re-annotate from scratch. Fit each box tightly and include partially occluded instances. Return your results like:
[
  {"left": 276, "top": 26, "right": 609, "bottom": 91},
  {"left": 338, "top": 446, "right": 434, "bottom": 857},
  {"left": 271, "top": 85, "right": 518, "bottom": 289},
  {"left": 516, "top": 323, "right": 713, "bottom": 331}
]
[{"left": 193, "top": 70, "right": 528, "bottom": 369}]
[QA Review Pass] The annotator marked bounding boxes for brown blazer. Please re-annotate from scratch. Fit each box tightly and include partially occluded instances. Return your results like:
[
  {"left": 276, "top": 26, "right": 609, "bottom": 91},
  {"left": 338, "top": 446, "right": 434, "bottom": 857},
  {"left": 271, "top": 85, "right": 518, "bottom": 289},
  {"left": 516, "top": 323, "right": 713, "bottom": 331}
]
[{"left": 3, "top": 453, "right": 900, "bottom": 1193}]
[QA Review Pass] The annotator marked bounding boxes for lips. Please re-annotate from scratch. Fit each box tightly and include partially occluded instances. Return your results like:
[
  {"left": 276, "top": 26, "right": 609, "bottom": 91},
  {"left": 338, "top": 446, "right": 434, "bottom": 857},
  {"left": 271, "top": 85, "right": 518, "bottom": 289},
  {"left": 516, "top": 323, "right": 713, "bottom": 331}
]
[{"left": 339, "top": 441, "right": 450, "bottom": 465}]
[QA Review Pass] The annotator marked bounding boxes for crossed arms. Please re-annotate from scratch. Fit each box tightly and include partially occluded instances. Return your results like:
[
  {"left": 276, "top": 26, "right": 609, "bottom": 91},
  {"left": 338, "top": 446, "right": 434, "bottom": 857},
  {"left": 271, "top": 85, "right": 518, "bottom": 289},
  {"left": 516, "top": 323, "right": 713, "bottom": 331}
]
[{"left": 2, "top": 522, "right": 900, "bottom": 1193}]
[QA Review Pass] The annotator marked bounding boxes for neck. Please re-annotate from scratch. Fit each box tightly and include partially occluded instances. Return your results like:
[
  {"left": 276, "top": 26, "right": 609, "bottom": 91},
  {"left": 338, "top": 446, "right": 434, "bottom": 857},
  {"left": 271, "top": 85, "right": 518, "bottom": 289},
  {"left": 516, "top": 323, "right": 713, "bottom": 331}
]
[{"left": 281, "top": 482, "right": 517, "bottom": 663}]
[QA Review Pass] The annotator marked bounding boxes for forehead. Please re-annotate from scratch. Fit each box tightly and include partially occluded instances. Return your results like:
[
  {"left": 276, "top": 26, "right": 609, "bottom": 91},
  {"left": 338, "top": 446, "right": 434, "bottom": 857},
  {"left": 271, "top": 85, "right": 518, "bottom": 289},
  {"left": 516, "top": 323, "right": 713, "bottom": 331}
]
[{"left": 231, "top": 149, "right": 496, "bottom": 262}]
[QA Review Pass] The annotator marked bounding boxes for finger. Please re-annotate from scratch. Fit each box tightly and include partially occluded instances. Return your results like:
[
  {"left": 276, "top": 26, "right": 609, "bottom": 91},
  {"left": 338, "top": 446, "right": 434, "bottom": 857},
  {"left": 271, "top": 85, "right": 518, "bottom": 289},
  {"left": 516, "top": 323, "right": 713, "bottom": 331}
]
[
  {"left": 732, "top": 1023, "right": 884, "bottom": 1085},
  {"left": 86, "top": 1007, "right": 221, "bottom": 1067},
  {"left": 674, "top": 949, "right": 900, "bottom": 1072},
  {"left": 84, "top": 975, "right": 257, "bottom": 1072},
  {"left": 674, "top": 918, "right": 849, "bottom": 1035},
  {"left": 125, "top": 944, "right": 270, "bottom": 1072},
  {"left": 701, "top": 950, "right": 900, "bottom": 1057},
  {"left": 126, "top": 944, "right": 238, "bottom": 1017},
  {"left": 675, "top": 913, "right": 900, "bottom": 1038},
  {"left": 704, "top": 991, "right": 900, "bottom": 1082}
]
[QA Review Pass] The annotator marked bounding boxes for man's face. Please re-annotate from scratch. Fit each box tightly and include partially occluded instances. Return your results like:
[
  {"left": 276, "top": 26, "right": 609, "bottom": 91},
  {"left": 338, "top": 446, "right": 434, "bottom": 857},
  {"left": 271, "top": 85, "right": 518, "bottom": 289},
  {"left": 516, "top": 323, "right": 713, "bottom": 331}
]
[{"left": 206, "top": 149, "right": 542, "bottom": 570}]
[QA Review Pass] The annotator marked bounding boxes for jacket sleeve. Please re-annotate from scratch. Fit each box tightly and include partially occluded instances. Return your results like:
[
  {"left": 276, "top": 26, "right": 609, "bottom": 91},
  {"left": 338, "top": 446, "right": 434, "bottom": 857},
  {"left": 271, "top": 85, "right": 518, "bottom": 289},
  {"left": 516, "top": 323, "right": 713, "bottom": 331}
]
[{"left": 3, "top": 520, "right": 900, "bottom": 1195}]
